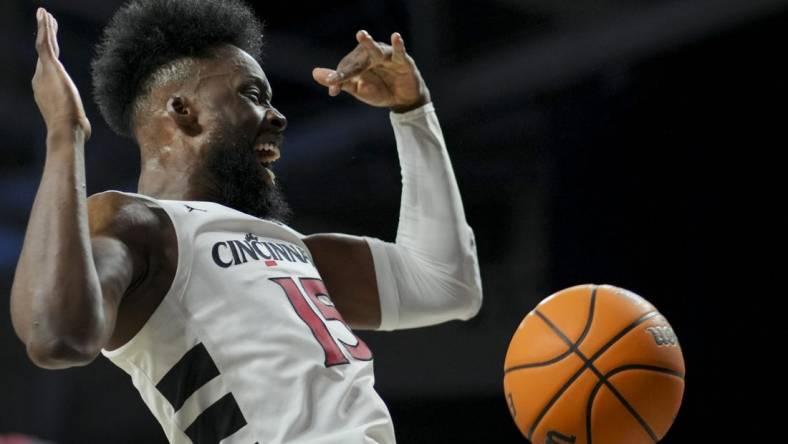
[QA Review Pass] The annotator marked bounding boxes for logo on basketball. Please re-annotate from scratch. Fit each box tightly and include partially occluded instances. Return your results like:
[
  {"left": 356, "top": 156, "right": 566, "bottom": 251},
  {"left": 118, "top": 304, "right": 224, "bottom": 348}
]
[{"left": 645, "top": 325, "right": 678, "bottom": 346}]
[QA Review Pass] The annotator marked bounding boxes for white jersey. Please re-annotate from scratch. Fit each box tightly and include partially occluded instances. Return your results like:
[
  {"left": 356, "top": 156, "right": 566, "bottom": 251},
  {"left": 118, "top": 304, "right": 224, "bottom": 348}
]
[{"left": 101, "top": 192, "right": 395, "bottom": 444}]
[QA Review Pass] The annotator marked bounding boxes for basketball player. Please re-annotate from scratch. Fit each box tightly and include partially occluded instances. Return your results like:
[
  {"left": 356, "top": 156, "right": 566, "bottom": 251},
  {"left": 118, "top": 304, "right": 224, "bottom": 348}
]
[{"left": 10, "top": 1, "right": 481, "bottom": 443}]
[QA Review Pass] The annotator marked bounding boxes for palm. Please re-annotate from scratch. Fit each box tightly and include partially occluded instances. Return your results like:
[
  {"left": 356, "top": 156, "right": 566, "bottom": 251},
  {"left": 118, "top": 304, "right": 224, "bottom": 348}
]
[{"left": 353, "top": 62, "right": 420, "bottom": 107}]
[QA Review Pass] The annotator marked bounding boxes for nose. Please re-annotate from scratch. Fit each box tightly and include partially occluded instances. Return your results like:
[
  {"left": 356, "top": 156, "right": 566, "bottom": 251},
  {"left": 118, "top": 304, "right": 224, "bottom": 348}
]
[{"left": 264, "top": 107, "right": 287, "bottom": 132}]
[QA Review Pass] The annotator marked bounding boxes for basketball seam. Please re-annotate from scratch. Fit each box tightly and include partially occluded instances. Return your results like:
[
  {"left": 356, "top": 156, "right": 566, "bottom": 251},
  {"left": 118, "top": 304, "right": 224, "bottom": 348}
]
[
  {"left": 586, "top": 364, "right": 659, "bottom": 442},
  {"left": 526, "top": 308, "right": 660, "bottom": 441},
  {"left": 586, "top": 365, "right": 685, "bottom": 444},
  {"left": 586, "top": 378, "right": 605, "bottom": 444},
  {"left": 523, "top": 287, "right": 597, "bottom": 440},
  {"left": 504, "top": 287, "right": 597, "bottom": 374},
  {"left": 503, "top": 348, "right": 574, "bottom": 373},
  {"left": 605, "top": 364, "right": 685, "bottom": 381}
]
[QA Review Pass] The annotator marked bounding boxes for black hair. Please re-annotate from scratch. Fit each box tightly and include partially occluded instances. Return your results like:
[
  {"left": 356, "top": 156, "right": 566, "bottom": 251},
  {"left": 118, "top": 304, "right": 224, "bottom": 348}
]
[{"left": 91, "top": 0, "right": 263, "bottom": 137}]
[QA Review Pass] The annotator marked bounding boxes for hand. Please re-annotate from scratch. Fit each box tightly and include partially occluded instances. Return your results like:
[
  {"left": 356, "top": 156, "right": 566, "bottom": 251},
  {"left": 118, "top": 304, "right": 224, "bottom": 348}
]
[
  {"left": 32, "top": 8, "right": 91, "bottom": 139},
  {"left": 312, "top": 31, "right": 431, "bottom": 113}
]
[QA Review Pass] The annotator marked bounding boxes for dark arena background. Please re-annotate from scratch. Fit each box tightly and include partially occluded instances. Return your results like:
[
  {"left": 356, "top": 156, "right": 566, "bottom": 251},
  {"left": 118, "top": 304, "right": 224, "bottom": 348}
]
[{"left": 0, "top": 0, "right": 784, "bottom": 443}]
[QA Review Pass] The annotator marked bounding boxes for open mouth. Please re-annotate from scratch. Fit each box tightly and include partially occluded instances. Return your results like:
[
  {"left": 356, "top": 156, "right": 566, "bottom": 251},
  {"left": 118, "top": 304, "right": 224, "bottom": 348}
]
[{"left": 255, "top": 141, "right": 281, "bottom": 183}]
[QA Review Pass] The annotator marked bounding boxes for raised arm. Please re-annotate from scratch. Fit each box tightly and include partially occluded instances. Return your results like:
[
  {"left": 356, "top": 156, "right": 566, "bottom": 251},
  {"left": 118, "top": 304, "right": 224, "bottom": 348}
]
[
  {"left": 307, "top": 31, "right": 482, "bottom": 331},
  {"left": 10, "top": 9, "right": 145, "bottom": 369}
]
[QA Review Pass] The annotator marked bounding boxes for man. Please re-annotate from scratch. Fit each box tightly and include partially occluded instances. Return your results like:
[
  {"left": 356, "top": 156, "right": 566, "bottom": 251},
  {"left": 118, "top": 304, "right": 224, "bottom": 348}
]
[{"left": 11, "top": 1, "right": 482, "bottom": 443}]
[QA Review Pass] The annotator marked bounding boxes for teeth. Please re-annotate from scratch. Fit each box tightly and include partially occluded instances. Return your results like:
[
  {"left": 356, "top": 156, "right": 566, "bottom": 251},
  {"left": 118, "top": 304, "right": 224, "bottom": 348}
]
[
  {"left": 255, "top": 142, "right": 277, "bottom": 152},
  {"left": 255, "top": 142, "right": 281, "bottom": 163}
]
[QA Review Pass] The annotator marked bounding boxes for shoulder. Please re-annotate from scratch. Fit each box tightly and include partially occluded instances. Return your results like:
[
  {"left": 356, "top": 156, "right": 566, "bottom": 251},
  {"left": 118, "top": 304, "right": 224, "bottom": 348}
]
[{"left": 87, "top": 191, "right": 168, "bottom": 245}]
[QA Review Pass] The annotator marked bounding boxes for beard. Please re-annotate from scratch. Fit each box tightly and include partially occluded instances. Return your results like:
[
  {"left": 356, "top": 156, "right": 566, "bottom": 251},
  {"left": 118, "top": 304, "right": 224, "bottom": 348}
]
[{"left": 198, "top": 123, "right": 292, "bottom": 222}]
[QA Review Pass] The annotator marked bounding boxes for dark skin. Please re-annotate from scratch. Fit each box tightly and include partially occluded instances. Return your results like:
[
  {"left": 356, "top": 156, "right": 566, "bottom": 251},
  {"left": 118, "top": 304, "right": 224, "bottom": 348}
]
[{"left": 11, "top": 8, "right": 431, "bottom": 368}]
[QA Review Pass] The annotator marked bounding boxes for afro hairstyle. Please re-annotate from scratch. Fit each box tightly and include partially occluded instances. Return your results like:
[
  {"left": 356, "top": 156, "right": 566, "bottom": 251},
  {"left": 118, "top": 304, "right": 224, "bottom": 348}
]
[{"left": 91, "top": 0, "right": 263, "bottom": 137}]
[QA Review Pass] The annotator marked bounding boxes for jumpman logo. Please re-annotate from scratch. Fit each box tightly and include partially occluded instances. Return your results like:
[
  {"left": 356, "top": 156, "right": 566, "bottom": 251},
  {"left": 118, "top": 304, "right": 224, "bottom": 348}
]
[{"left": 184, "top": 204, "right": 207, "bottom": 213}]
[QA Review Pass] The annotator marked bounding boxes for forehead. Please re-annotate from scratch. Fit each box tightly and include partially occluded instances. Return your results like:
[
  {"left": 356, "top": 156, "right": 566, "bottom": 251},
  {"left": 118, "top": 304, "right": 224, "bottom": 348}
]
[{"left": 195, "top": 45, "right": 267, "bottom": 84}]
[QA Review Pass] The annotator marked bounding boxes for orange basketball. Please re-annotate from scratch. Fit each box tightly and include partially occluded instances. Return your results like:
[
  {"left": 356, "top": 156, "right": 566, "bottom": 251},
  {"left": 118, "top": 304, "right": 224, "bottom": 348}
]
[{"left": 503, "top": 284, "right": 685, "bottom": 443}]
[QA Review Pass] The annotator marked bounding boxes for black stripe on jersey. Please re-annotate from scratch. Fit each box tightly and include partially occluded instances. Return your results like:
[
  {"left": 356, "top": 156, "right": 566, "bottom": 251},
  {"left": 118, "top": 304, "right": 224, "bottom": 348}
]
[
  {"left": 156, "top": 343, "right": 220, "bottom": 411},
  {"left": 184, "top": 393, "right": 247, "bottom": 444}
]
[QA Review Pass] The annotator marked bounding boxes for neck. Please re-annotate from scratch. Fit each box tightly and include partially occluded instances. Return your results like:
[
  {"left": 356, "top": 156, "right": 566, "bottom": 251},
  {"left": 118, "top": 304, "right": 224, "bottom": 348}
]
[
  {"left": 138, "top": 170, "right": 191, "bottom": 200},
  {"left": 135, "top": 122, "right": 210, "bottom": 200},
  {"left": 137, "top": 149, "right": 209, "bottom": 201}
]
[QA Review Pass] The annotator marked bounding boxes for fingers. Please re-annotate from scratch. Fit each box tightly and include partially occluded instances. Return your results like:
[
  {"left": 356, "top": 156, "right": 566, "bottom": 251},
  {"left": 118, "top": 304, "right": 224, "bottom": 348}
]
[
  {"left": 330, "top": 50, "right": 370, "bottom": 85},
  {"left": 356, "top": 30, "right": 384, "bottom": 61},
  {"left": 311, "top": 68, "right": 344, "bottom": 95},
  {"left": 339, "top": 78, "right": 359, "bottom": 97},
  {"left": 330, "top": 77, "right": 359, "bottom": 98},
  {"left": 313, "top": 30, "right": 410, "bottom": 99},
  {"left": 46, "top": 12, "right": 60, "bottom": 59},
  {"left": 50, "top": 13, "right": 60, "bottom": 58},
  {"left": 391, "top": 32, "right": 406, "bottom": 63},
  {"left": 35, "top": 8, "right": 60, "bottom": 61},
  {"left": 312, "top": 67, "right": 335, "bottom": 87},
  {"left": 324, "top": 30, "right": 382, "bottom": 85},
  {"left": 35, "top": 8, "right": 53, "bottom": 61}
]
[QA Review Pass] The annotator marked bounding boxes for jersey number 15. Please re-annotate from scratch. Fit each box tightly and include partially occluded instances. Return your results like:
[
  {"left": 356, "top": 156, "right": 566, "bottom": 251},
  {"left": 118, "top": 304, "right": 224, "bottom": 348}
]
[{"left": 270, "top": 277, "right": 373, "bottom": 367}]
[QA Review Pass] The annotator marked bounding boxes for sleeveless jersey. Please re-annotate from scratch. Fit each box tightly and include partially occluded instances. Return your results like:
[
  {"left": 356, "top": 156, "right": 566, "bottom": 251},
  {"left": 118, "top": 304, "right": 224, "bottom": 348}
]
[{"left": 100, "top": 192, "right": 395, "bottom": 444}]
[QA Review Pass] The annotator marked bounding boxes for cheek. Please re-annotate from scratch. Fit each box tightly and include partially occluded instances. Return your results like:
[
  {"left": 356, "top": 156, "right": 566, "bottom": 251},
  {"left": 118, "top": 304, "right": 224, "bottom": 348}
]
[
  {"left": 198, "top": 88, "right": 264, "bottom": 138},
  {"left": 199, "top": 90, "right": 250, "bottom": 125},
  {"left": 205, "top": 106, "right": 260, "bottom": 142},
  {"left": 222, "top": 99, "right": 264, "bottom": 133},
  {"left": 239, "top": 105, "right": 265, "bottom": 132}
]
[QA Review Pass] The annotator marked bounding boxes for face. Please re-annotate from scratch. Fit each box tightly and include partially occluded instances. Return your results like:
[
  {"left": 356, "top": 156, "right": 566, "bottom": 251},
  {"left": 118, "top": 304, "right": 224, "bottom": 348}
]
[{"left": 178, "top": 45, "right": 291, "bottom": 221}]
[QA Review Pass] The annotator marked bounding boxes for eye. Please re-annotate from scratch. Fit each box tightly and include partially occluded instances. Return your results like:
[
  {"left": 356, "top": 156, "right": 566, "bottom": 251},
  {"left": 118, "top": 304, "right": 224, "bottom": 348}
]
[{"left": 244, "top": 88, "right": 262, "bottom": 104}]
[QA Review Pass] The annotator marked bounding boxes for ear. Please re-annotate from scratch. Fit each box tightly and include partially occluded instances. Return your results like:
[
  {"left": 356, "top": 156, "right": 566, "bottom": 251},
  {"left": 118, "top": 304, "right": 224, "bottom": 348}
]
[{"left": 167, "top": 95, "right": 202, "bottom": 137}]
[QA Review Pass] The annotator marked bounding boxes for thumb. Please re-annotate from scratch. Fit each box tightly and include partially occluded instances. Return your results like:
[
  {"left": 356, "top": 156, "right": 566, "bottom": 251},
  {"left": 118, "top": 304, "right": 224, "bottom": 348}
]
[{"left": 312, "top": 67, "right": 338, "bottom": 87}]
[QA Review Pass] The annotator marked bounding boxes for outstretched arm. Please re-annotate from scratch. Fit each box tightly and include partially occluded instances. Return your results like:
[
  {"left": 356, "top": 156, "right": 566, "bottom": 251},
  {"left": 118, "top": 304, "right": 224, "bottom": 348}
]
[
  {"left": 306, "top": 31, "right": 482, "bottom": 330},
  {"left": 10, "top": 9, "right": 144, "bottom": 368}
]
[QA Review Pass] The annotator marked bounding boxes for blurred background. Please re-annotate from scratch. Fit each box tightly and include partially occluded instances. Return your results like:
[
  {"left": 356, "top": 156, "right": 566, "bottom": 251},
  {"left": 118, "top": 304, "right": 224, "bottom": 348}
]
[{"left": 1, "top": 0, "right": 785, "bottom": 442}]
